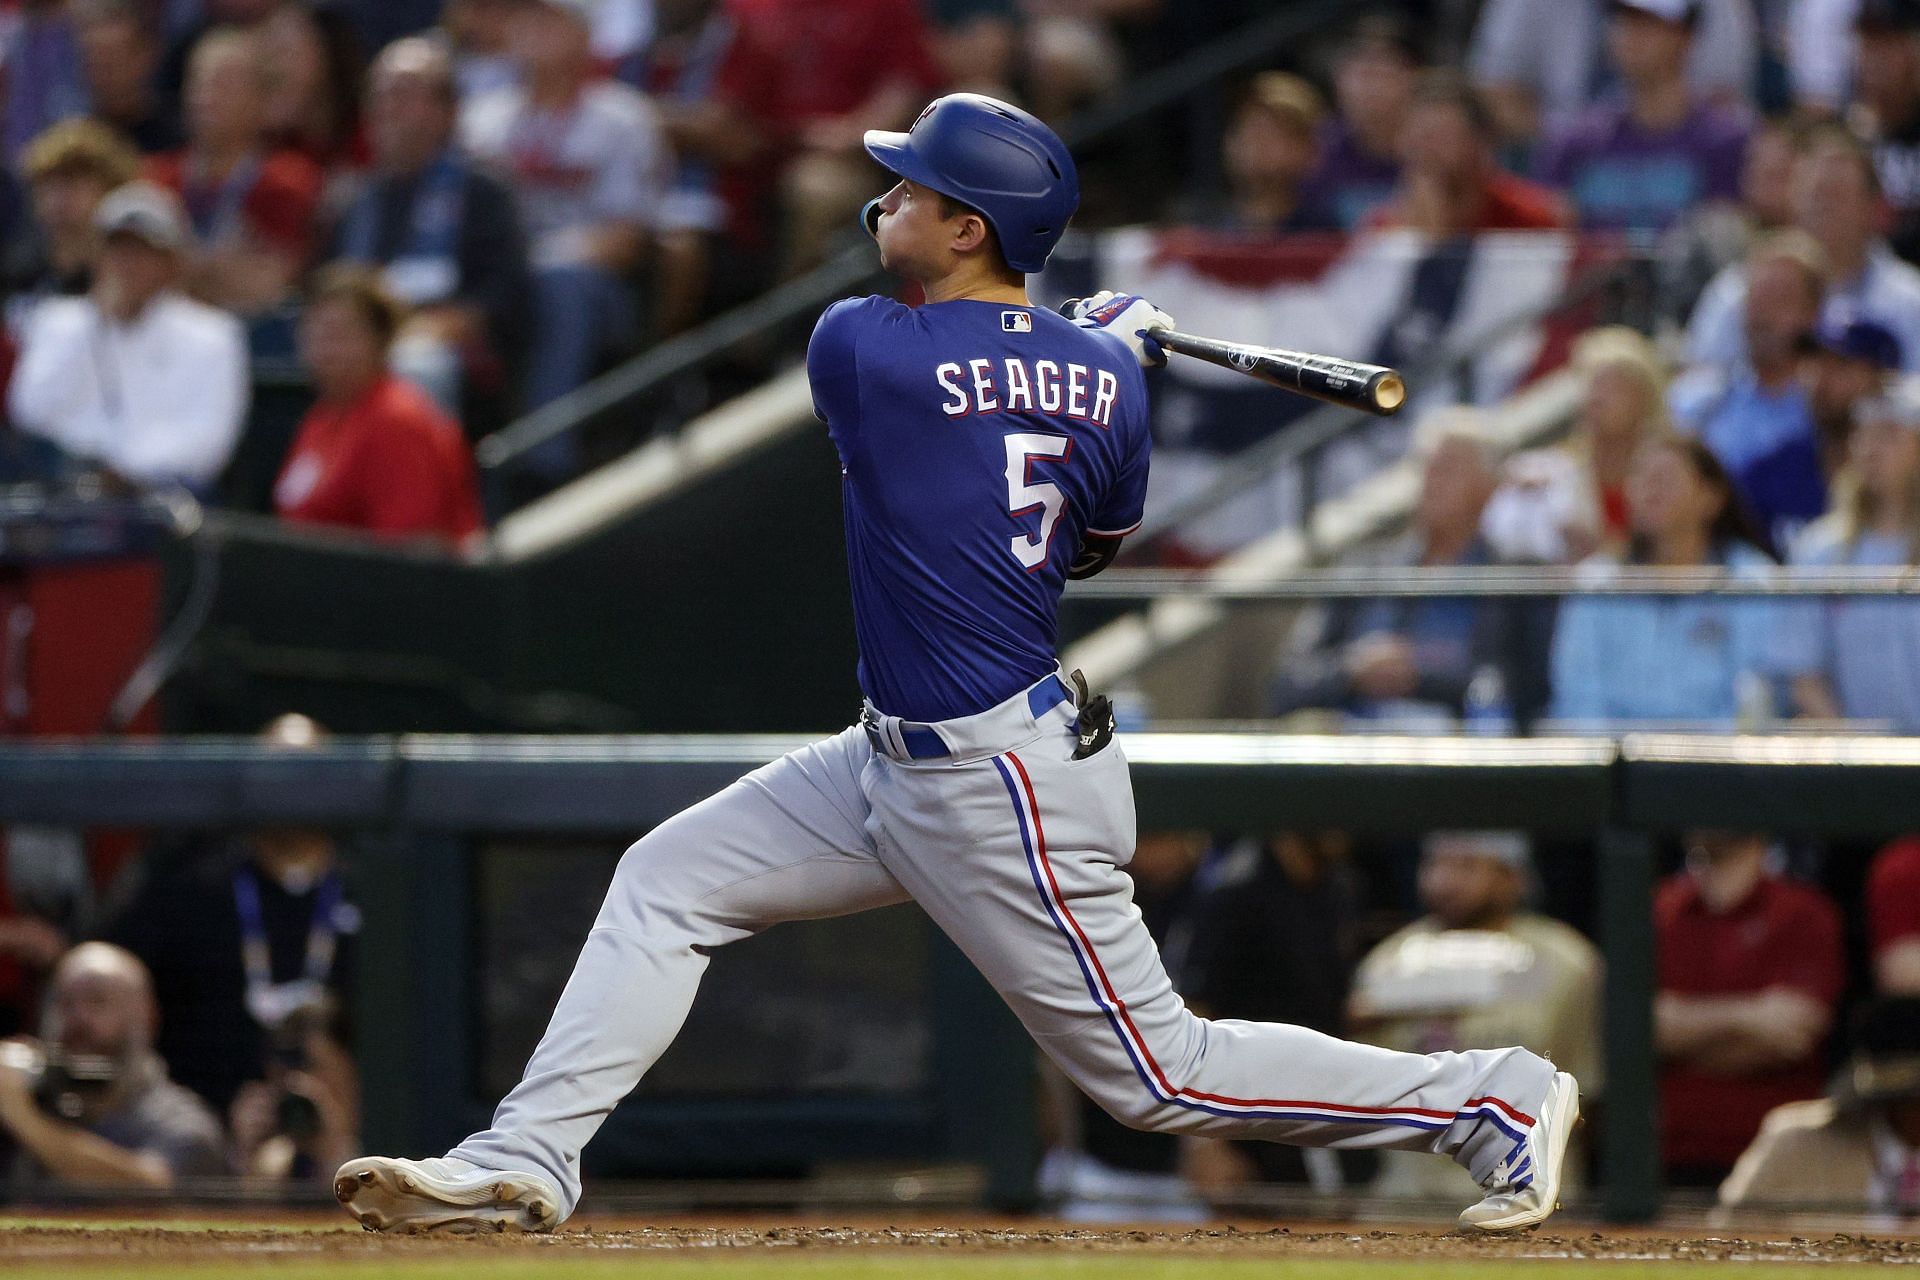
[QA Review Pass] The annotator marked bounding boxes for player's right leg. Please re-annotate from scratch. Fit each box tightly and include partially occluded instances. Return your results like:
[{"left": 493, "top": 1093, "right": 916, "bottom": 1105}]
[
  {"left": 867, "top": 708, "right": 1577, "bottom": 1232},
  {"left": 337, "top": 727, "right": 908, "bottom": 1233}
]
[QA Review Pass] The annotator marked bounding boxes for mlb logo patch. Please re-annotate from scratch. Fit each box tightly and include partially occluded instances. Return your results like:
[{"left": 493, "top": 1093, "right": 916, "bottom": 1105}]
[{"left": 1002, "top": 310, "right": 1033, "bottom": 333}]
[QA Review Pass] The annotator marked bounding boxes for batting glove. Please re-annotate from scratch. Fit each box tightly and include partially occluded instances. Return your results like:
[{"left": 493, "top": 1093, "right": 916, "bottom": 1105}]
[{"left": 1069, "top": 291, "right": 1174, "bottom": 369}]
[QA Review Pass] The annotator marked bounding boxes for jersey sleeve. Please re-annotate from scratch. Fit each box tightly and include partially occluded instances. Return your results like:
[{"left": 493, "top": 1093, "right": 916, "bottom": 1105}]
[
  {"left": 1085, "top": 367, "right": 1151, "bottom": 537},
  {"left": 807, "top": 296, "right": 891, "bottom": 435}
]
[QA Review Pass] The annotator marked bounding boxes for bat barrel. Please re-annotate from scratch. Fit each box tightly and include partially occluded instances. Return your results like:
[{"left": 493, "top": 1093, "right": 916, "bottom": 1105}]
[{"left": 1150, "top": 328, "right": 1406, "bottom": 417}]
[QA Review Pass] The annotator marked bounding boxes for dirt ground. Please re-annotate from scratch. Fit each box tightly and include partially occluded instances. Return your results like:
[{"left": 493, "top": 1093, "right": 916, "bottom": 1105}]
[{"left": 2, "top": 1216, "right": 1918, "bottom": 1267}]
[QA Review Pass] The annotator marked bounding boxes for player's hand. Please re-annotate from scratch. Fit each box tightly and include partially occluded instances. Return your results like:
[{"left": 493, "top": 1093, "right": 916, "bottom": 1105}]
[{"left": 1069, "top": 291, "right": 1174, "bottom": 369}]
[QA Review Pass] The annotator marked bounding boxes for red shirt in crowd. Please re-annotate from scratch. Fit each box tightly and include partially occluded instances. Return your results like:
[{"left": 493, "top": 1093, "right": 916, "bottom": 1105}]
[
  {"left": 1868, "top": 838, "right": 1920, "bottom": 964},
  {"left": 725, "top": 0, "right": 942, "bottom": 128},
  {"left": 274, "top": 375, "right": 483, "bottom": 546},
  {"left": 145, "top": 148, "right": 324, "bottom": 265},
  {"left": 1371, "top": 172, "right": 1569, "bottom": 234},
  {"left": 1654, "top": 870, "right": 1845, "bottom": 1174}
]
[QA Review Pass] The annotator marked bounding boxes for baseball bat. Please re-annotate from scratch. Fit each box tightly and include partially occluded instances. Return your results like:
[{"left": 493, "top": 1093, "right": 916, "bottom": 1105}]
[{"left": 1145, "top": 327, "right": 1407, "bottom": 416}]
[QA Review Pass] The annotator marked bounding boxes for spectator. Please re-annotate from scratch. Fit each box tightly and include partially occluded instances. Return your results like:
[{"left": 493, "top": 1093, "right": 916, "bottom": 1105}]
[
  {"left": 1469, "top": 0, "right": 1758, "bottom": 152},
  {"left": 0, "top": 942, "right": 226, "bottom": 1189},
  {"left": 1655, "top": 831, "right": 1845, "bottom": 1187},
  {"left": 257, "top": 0, "right": 366, "bottom": 170},
  {"left": 153, "top": 0, "right": 281, "bottom": 108},
  {"left": 729, "top": 0, "right": 944, "bottom": 271},
  {"left": 148, "top": 27, "right": 324, "bottom": 317},
  {"left": 109, "top": 715, "right": 360, "bottom": 1152},
  {"left": 3, "top": 120, "right": 142, "bottom": 329},
  {"left": 1484, "top": 326, "right": 1672, "bottom": 565},
  {"left": 1299, "top": 14, "right": 1418, "bottom": 231},
  {"left": 273, "top": 266, "right": 484, "bottom": 545},
  {"left": 1370, "top": 72, "right": 1568, "bottom": 235},
  {"left": 1188, "top": 72, "right": 1328, "bottom": 234},
  {"left": 1348, "top": 831, "right": 1601, "bottom": 1200},
  {"left": 1660, "top": 115, "right": 1798, "bottom": 321},
  {"left": 2, "top": 0, "right": 90, "bottom": 164},
  {"left": 1548, "top": 437, "right": 1777, "bottom": 729},
  {"left": 926, "top": 0, "right": 1018, "bottom": 99},
  {"left": 1719, "top": 997, "right": 1920, "bottom": 1212},
  {"left": 1801, "top": 317, "right": 1901, "bottom": 482},
  {"left": 1271, "top": 420, "right": 1502, "bottom": 726},
  {"left": 1773, "top": 380, "right": 1920, "bottom": 732},
  {"left": 1534, "top": 0, "right": 1750, "bottom": 234},
  {"left": 1689, "top": 127, "right": 1920, "bottom": 374},
  {"left": 1022, "top": 0, "right": 1161, "bottom": 125},
  {"left": 331, "top": 37, "right": 530, "bottom": 419},
  {"left": 616, "top": 0, "right": 785, "bottom": 331},
  {"left": 73, "top": 0, "right": 184, "bottom": 154},
  {"left": 1177, "top": 831, "right": 1369, "bottom": 1197},
  {"left": 7, "top": 181, "right": 248, "bottom": 494},
  {"left": 439, "top": 0, "right": 520, "bottom": 102},
  {"left": 1851, "top": 0, "right": 1920, "bottom": 264},
  {"left": 1672, "top": 232, "right": 1826, "bottom": 543},
  {"left": 461, "top": 0, "right": 669, "bottom": 426},
  {"left": 1866, "top": 839, "right": 1920, "bottom": 993}
]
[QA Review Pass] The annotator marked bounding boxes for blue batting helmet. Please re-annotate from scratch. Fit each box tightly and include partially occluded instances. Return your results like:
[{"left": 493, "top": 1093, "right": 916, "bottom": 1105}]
[{"left": 861, "top": 94, "right": 1079, "bottom": 274}]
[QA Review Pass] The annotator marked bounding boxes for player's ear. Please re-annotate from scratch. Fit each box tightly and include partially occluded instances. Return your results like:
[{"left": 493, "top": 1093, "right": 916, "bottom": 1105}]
[{"left": 951, "top": 212, "right": 991, "bottom": 256}]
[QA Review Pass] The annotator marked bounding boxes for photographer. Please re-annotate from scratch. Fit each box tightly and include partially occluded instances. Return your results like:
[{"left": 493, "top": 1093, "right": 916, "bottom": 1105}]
[
  {"left": 0, "top": 943, "right": 224, "bottom": 1190},
  {"left": 226, "top": 999, "right": 356, "bottom": 1185},
  {"left": 110, "top": 714, "right": 360, "bottom": 1185}
]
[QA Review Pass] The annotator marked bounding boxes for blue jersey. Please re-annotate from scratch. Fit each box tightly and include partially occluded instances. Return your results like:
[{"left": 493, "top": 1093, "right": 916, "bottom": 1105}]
[{"left": 807, "top": 296, "right": 1152, "bottom": 722}]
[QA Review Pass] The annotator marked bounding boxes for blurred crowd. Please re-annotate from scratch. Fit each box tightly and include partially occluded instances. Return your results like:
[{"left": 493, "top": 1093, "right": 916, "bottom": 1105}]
[
  {"left": 1040, "top": 824, "right": 1920, "bottom": 1218},
  {"left": 3, "top": 0, "right": 1920, "bottom": 1219},
  {"left": 0, "top": 715, "right": 358, "bottom": 1192},
  {"left": 0, "top": 0, "right": 1209, "bottom": 526}
]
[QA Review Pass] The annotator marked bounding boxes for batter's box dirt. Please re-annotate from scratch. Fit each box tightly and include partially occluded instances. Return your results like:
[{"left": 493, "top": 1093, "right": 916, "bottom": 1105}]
[{"left": 2, "top": 1219, "right": 1919, "bottom": 1276}]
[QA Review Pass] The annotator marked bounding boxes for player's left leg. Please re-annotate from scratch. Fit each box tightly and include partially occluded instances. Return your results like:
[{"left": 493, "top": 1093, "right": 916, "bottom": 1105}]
[
  {"left": 338, "top": 728, "right": 910, "bottom": 1232},
  {"left": 864, "top": 702, "right": 1575, "bottom": 1232}
]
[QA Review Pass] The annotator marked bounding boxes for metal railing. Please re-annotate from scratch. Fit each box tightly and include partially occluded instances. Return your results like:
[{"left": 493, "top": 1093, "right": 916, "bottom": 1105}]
[{"left": 1069, "top": 564, "right": 1920, "bottom": 601}]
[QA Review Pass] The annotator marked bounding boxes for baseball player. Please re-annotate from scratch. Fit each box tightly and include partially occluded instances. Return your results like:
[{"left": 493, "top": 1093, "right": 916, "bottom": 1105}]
[{"left": 335, "top": 93, "right": 1579, "bottom": 1235}]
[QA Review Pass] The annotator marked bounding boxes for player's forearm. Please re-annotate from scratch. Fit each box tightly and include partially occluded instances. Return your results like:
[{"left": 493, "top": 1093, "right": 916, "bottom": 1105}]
[{"left": 0, "top": 1100, "right": 171, "bottom": 1189}]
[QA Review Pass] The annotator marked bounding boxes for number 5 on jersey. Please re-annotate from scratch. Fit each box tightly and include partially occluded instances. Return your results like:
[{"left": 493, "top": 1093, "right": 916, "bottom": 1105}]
[{"left": 1005, "top": 433, "right": 1074, "bottom": 570}]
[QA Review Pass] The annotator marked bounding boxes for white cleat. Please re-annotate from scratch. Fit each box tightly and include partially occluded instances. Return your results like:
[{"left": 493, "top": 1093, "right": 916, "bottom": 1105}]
[
  {"left": 334, "top": 1155, "right": 562, "bottom": 1234},
  {"left": 1457, "top": 1070, "right": 1581, "bottom": 1234}
]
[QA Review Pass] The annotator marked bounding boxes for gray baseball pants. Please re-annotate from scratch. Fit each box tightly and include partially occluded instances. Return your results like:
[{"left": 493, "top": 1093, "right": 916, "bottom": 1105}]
[{"left": 452, "top": 675, "right": 1557, "bottom": 1219}]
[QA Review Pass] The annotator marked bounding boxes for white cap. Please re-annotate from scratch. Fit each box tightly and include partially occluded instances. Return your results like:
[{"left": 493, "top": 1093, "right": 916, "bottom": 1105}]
[
  {"left": 93, "top": 180, "right": 192, "bottom": 252},
  {"left": 1610, "top": 0, "right": 1700, "bottom": 22}
]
